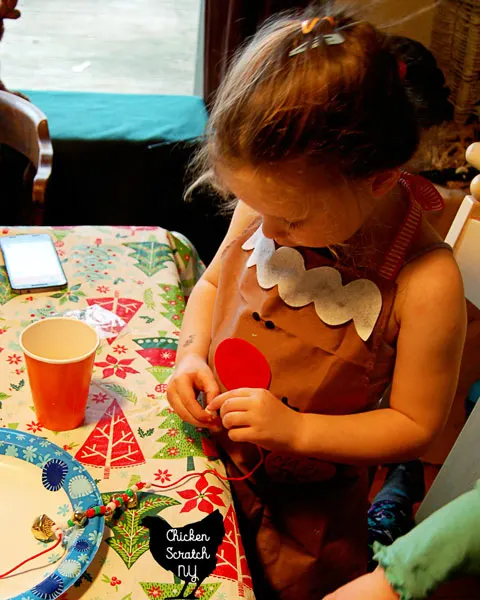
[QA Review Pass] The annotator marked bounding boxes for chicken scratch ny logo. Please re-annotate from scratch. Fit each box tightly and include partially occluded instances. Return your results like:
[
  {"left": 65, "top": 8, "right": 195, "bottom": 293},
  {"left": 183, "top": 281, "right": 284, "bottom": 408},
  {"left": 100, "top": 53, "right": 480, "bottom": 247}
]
[{"left": 142, "top": 510, "right": 225, "bottom": 599}]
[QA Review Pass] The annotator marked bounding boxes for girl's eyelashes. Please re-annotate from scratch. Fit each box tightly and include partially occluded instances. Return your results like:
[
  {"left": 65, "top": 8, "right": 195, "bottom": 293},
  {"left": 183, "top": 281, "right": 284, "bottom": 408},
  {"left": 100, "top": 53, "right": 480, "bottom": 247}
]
[{"left": 288, "top": 220, "right": 303, "bottom": 230}]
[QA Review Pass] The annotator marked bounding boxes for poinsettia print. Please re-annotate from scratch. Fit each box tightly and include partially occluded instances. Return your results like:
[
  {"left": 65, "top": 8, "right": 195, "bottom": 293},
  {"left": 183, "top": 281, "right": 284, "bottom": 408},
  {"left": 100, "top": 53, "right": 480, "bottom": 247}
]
[
  {"left": 7, "top": 354, "right": 22, "bottom": 365},
  {"left": 178, "top": 475, "right": 225, "bottom": 514},
  {"left": 26, "top": 421, "right": 43, "bottom": 433},
  {"left": 95, "top": 355, "right": 139, "bottom": 379},
  {"left": 153, "top": 469, "right": 172, "bottom": 483},
  {"left": 91, "top": 392, "right": 108, "bottom": 404}
]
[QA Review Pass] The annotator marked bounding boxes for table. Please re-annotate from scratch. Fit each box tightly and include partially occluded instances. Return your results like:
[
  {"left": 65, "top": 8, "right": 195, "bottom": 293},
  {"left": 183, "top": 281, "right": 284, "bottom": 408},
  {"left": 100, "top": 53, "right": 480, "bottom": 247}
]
[{"left": 0, "top": 226, "right": 254, "bottom": 600}]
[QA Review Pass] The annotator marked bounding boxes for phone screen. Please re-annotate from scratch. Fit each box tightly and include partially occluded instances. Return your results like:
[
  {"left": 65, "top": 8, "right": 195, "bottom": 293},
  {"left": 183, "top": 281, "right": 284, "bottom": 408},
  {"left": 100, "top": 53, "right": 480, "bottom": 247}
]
[{"left": 0, "top": 234, "right": 68, "bottom": 291}]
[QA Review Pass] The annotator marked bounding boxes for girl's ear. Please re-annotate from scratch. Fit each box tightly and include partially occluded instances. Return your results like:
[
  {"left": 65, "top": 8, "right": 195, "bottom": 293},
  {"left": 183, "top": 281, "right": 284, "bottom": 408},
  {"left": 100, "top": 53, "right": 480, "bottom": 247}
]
[{"left": 369, "top": 168, "right": 401, "bottom": 198}]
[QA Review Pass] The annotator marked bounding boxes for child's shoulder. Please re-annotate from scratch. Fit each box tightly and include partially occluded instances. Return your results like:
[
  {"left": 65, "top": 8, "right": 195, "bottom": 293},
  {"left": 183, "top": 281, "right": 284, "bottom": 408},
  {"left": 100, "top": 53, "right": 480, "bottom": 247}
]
[{"left": 395, "top": 243, "right": 464, "bottom": 331}]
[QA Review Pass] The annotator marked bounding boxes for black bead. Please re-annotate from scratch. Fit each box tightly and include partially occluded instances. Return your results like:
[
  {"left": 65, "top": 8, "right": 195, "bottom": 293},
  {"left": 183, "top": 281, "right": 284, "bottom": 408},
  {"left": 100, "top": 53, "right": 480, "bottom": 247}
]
[
  {"left": 265, "top": 320, "right": 275, "bottom": 330},
  {"left": 252, "top": 311, "right": 261, "bottom": 321}
]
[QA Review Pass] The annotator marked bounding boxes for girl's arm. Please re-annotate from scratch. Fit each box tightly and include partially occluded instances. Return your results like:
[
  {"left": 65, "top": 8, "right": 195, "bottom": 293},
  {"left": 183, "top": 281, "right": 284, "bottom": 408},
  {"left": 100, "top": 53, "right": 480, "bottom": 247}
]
[
  {"left": 294, "top": 248, "right": 466, "bottom": 464},
  {"left": 167, "top": 200, "right": 259, "bottom": 426},
  {"left": 176, "top": 200, "right": 258, "bottom": 361}
]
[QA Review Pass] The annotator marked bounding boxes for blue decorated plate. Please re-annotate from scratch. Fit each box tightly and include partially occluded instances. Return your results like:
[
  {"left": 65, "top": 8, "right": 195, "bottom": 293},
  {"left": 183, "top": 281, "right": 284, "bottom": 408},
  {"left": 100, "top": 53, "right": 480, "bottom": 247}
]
[{"left": 0, "top": 429, "right": 104, "bottom": 600}]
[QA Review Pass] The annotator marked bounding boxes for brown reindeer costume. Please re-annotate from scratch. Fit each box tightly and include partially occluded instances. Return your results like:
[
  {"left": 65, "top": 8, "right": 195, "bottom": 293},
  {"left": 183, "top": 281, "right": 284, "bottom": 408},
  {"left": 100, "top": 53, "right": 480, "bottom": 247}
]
[{"left": 209, "top": 174, "right": 451, "bottom": 599}]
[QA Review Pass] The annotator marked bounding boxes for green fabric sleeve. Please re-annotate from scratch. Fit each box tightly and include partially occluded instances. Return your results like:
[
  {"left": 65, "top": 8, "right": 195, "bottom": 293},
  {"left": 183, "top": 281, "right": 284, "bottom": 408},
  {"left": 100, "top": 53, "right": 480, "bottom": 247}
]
[{"left": 373, "top": 480, "right": 480, "bottom": 600}]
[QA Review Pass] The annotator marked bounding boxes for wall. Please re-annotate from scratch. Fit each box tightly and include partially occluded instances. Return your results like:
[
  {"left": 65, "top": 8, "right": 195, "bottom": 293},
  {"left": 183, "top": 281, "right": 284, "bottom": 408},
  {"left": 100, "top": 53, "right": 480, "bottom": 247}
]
[{"left": 346, "top": 0, "right": 436, "bottom": 47}]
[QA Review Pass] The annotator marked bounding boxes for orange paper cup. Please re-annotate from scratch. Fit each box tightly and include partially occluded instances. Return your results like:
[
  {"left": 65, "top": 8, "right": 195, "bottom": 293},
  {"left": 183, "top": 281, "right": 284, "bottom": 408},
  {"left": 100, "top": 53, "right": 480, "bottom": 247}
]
[{"left": 19, "top": 317, "right": 99, "bottom": 431}]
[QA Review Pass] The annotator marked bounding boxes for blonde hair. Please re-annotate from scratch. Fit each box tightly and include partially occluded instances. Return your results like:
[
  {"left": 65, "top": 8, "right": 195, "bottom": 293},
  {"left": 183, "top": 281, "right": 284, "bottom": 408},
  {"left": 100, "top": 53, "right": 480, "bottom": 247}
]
[{"left": 187, "top": 3, "right": 434, "bottom": 201}]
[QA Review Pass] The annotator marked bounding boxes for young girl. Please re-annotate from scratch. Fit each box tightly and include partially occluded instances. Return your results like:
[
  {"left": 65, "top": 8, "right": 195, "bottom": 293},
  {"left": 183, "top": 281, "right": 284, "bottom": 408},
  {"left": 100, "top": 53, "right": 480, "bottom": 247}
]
[{"left": 167, "top": 5, "right": 467, "bottom": 598}]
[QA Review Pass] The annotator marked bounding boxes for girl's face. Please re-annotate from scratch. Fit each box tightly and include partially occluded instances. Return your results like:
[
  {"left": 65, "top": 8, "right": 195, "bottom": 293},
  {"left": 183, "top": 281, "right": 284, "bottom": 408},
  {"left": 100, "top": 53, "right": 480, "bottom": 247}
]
[{"left": 216, "top": 162, "right": 379, "bottom": 248}]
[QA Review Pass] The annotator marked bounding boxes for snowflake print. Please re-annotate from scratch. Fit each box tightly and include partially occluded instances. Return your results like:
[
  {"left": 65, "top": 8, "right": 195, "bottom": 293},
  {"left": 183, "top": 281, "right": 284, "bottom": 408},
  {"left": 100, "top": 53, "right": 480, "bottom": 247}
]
[
  {"left": 77, "top": 553, "right": 90, "bottom": 564},
  {"left": 91, "top": 392, "right": 108, "bottom": 404},
  {"left": 172, "top": 315, "right": 180, "bottom": 321},
  {"left": 15, "top": 367, "right": 25, "bottom": 375},
  {"left": 23, "top": 445, "right": 37, "bottom": 463},
  {"left": 26, "top": 421, "right": 43, "bottom": 433},
  {"left": 178, "top": 475, "right": 225, "bottom": 514},
  {"left": 167, "top": 428, "right": 178, "bottom": 437},
  {"left": 7, "top": 354, "right": 22, "bottom": 365},
  {"left": 195, "top": 587, "right": 206, "bottom": 598},
  {"left": 186, "top": 436, "right": 194, "bottom": 444},
  {"left": 48, "top": 552, "right": 62, "bottom": 564},
  {"left": 113, "top": 345, "right": 128, "bottom": 355},
  {"left": 96, "top": 285, "right": 110, "bottom": 294},
  {"left": 88, "top": 531, "right": 103, "bottom": 546},
  {"left": 154, "top": 469, "right": 172, "bottom": 483},
  {"left": 5, "top": 445, "right": 18, "bottom": 458},
  {"left": 0, "top": 328, "right": 7, "bottom": 334},
  {"left": 57, "top": 504, "right": 70, "bottom": 517},
  {"left": 94, "top": 355, "right": 139, "bottom": 380},
  {"left": 167, "top": 447, "right": 179, "bottom": 457}
]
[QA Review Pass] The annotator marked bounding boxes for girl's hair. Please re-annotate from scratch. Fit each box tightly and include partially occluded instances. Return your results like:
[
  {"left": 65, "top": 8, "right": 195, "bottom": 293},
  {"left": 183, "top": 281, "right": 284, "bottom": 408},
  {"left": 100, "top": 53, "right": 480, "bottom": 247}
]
[{"left": 189, "top": 3, "right": 451, "bottom": 197}]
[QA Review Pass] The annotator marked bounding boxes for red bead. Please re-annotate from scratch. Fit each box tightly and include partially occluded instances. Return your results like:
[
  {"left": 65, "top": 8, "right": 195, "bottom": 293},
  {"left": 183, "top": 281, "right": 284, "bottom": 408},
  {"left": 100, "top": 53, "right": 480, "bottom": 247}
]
[
  {"left": 86, "top": 508, "right": 96, "bottom": 518},
  {"left": 122, "top": 494, "right": 129, "bottom": 503},
  {"left": 100, "top": 505, "right": 106, "bottom": 515},
  {"left": 137, "top": 482, "right": 145, "bottom": 490},
  {"left": 114, "top": 499, "right": 121, "bottom": 507}
]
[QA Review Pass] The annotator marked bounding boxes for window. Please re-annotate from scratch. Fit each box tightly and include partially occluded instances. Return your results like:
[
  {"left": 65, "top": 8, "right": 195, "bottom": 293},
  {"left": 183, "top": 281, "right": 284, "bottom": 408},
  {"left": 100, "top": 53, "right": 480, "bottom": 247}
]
[{"left": 1, "top": 0, "right": 202, "bottom": 95}]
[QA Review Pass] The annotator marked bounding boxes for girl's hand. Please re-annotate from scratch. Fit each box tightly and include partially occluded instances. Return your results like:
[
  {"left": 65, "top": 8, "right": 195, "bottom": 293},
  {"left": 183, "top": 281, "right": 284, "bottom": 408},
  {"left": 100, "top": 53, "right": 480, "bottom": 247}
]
[
  {"left": 167, "top": 354, "right": 221, "bottom": 429},
  {"left": 208, "top": 388, "right": 303, "bottom": 452},
  {"left": 324, "top": 568, "right": 399, "bottom": 600}
]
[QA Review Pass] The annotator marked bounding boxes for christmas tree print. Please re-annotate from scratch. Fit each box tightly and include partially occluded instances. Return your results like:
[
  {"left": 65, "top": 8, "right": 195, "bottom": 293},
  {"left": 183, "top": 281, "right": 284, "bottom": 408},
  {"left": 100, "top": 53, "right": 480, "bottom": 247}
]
[
  {"left": 133, "top": 337, "right": 177, "bottom": 385},
  {"left": 153, "top": 407, "right": 205, "bottom": 472},
  {"left": 87, "top": 292, "right": 143, "bottom": 344},
  {"left": 0, "top": 267, "right": 17, "bottom": 305},
  {"left": 213, "top": 506, "right": 254, "bottom": 598},
  {"left": 141, "top": 582, "right": 220, "bottom": 600},
  {"left": 158, "top": 284, "right": 185, "bottom": 328},
  {"left": 71, "top": 243, "right": 124, "bottom": 282},
  {"left": 75, "top": 400, "right": 145, "bottom": 479},
  {"left": 166, "top": 232, "right": 205, "bottom": 300},
  {"left": 123, "top": 238, "right": 174, "bottom": 277},
  {"left": 101, "top": 490, "right": 180, "bottom": 570}
]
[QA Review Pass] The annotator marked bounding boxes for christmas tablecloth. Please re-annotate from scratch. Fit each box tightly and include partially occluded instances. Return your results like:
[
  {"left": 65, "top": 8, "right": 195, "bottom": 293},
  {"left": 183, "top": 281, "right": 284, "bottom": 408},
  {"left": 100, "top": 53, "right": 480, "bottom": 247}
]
[{"left": 0, "top": 226, "right": 254, "bottom": 600}]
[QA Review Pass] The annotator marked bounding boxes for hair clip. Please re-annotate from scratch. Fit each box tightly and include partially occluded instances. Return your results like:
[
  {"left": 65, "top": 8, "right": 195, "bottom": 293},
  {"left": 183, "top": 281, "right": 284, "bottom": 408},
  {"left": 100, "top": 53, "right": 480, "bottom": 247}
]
[{"left": 289, "top": 32, "right": 345, "bottom": 57}]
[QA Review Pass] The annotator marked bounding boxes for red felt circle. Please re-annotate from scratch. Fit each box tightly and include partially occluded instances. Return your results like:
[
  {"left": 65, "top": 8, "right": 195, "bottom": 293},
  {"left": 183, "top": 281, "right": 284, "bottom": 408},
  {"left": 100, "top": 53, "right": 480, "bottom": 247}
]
[{"left": 214, "top": 338, "right": 271, "bottom": 391}]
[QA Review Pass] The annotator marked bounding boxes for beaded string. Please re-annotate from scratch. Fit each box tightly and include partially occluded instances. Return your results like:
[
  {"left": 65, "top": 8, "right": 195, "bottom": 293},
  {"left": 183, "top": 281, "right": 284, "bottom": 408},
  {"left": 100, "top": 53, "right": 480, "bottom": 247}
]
[{"left": 0, "top": 451, "right": 264, "bottom": 579}]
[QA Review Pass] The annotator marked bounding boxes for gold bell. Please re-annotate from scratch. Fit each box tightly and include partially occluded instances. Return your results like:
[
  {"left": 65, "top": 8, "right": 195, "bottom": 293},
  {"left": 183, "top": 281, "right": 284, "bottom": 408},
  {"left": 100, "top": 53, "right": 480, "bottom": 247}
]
[
  {"left": 71, "top": 510, "right": 87, "bottom": 527},
  {"left": 32, "top": 514, "right": 56, "bottom": 542},
  {"left": 126, "top": 491, "right": 138, "bottom": 509}
]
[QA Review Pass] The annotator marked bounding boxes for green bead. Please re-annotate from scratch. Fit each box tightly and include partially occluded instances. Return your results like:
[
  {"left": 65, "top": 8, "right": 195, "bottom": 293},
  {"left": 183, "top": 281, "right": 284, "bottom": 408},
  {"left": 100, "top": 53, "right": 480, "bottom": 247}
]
[
  {"left": 67, "top": 519, "right": 75, "bottom": 528},
  {"left": 126, "top": 489, "right": 134, "bottom": 497},
  {"left": 95, "top": 506, "right": 102, "bottom": 516}
]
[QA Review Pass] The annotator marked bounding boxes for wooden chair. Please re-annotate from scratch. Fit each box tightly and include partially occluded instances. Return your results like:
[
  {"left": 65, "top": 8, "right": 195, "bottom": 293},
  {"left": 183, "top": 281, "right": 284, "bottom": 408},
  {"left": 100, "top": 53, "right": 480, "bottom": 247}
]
[
  {"left": 0, "top": 90, "right": 53, "bottom": 224},
  {"left": 416, "top": 143, "right": 480, "bottom": 522}
]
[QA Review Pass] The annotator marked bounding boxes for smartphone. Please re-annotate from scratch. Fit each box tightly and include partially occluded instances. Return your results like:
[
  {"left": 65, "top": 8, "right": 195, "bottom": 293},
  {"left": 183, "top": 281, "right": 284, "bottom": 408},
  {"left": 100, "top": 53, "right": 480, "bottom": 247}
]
[{"left": 0, "top": 234, "right": 68, "bottom": 293}]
